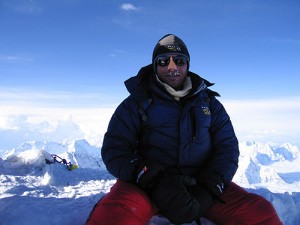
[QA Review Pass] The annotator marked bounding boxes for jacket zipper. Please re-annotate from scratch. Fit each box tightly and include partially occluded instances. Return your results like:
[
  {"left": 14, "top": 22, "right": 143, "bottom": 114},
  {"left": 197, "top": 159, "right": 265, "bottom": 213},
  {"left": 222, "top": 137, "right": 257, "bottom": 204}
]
[{"left": 190, "top": 106, "right": 197, "bottom": 140}]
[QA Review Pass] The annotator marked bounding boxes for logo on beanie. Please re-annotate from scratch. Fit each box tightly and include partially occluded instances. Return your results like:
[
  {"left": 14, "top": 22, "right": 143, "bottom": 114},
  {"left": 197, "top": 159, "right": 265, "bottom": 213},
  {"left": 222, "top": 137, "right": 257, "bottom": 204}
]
[{"left": 166, "top": 45, "right": 182, "bottom": 52}]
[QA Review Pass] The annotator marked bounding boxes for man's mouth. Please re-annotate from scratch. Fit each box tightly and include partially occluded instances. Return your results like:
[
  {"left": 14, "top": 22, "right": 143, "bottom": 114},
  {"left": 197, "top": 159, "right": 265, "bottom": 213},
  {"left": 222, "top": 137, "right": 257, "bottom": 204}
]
[{"left": 166, "top": 71, "right": 180, "bottom": 77}]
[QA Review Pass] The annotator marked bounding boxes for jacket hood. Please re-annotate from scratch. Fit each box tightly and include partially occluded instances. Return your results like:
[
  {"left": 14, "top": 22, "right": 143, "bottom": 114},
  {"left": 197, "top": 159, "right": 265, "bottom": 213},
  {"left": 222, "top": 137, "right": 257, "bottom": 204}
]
[{"left": 124, "top": 64, "right": 154, "bottom": 102}]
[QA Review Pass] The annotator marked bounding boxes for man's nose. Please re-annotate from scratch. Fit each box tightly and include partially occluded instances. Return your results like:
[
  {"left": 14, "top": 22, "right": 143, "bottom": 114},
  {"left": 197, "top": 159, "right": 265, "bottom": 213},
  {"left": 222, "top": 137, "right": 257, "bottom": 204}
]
[{"left": 167, "top": 57, "right": 177, "bottom": 70}]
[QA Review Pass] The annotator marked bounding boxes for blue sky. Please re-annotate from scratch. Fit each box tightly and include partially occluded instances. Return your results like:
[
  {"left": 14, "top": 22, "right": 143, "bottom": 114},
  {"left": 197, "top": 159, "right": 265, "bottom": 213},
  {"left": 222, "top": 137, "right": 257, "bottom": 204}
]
[{"left": 0, "top": 0, "right": 300, "bottom": 148}]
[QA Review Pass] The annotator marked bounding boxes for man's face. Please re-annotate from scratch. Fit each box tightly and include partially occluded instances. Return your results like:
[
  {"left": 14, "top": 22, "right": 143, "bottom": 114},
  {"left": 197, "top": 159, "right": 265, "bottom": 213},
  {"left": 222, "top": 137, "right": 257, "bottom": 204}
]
[{"left": 156, "top": 54, "right": 188, "bottom": 91}]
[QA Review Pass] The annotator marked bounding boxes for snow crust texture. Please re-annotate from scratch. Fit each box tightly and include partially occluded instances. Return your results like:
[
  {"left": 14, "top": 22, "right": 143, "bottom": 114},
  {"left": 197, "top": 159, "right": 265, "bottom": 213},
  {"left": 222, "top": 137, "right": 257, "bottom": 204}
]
[{"left": 1, "top": 139, "right": 299, "bottom": 225}]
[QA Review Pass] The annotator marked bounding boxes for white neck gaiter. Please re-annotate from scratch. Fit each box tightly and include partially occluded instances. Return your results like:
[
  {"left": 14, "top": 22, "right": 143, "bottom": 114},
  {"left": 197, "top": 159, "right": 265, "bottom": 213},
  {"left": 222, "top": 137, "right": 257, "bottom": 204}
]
[{"left": 156, "top": 75, "right": 192, "bottom": 101}]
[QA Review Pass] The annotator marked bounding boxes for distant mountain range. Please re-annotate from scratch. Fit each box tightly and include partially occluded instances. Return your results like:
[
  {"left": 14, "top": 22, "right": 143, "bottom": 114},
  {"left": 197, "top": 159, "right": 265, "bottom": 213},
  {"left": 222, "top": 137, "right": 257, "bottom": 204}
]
[{"left": 3, "top": 139, "right": 300, "bottom": 192}]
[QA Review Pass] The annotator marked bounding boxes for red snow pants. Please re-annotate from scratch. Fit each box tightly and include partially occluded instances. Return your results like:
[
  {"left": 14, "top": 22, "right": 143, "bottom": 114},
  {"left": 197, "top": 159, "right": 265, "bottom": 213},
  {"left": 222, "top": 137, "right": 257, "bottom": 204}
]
[{"left": 87, "top": 180, "right": 283, "bottom": 225}]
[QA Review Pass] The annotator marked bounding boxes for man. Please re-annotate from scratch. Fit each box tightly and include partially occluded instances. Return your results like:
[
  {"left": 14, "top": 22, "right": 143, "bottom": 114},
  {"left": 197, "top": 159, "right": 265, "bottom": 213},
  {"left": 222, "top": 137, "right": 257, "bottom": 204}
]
[{"left": 87, "top": 34, "right": 283, "bottom": 225}]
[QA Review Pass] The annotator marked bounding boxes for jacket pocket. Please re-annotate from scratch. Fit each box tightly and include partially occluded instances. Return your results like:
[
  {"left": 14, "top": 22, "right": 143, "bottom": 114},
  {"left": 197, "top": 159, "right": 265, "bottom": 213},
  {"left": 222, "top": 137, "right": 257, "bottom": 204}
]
[{"left": 190, "top": 105, "right": 211, "bottom": 143}]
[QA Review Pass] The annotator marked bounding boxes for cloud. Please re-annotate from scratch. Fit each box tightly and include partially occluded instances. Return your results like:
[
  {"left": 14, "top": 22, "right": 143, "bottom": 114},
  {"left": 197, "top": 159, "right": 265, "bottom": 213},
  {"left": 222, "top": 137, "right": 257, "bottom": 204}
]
[
  {"left": 222, "top": 97, "right": 300, "bottom": 146},
  {"left": 120, "top": 3, "right": 140, "bottom": 12},
  {"left": 0, "top": 114, "right": 84, "bottom": 151},
  {"left": 3, "top": 0, "right": 42, "bottom": 15},
  {"left": 0, "top": 88, "right": 114, "bottom": 108},
  {"left": 109, "top": 50, "right": 127, "bottom": 58},
  {"left": 0, "top": 56, "right": 19, "bottom": 62},
  {"left": 1, "top": 91, "right": 299, "bottom": 151},
  {"left": 267, "top": 38, "right": 300, "bottom": 45},
  {"left": 0, "top": 105, "right": 116, "bottom": 151},
  {"left": 0, "top": 89, "right": 117, "bottom": 150},
  {"left": 0, "top": 55, "right": 34, "bottom": 63}
]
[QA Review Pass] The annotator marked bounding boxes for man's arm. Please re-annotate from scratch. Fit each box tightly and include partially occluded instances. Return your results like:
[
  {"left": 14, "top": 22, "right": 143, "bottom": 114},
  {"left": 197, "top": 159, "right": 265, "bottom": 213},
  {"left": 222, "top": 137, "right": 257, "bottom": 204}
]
[
  {"left": 201, "top": 97, "right": 239, "bottom": 185},
  {"left": 101, "top": 97, "right": 142, "bottom": 182}
]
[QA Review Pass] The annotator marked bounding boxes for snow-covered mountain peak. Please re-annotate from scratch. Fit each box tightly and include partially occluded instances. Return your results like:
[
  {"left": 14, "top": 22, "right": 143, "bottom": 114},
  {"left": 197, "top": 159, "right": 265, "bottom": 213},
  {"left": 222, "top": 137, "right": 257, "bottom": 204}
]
[
  {"left": 66, "top": 139, "right": 104, "bottom": 169},
  {"left": 1, "top": 139, "right": 105, "bottom": 170},
  {"left": 67, "top": 139, "right": 99, "bottom": 155},
  {"left": 2, "top": 140, "right": 68, "bottom": 159},
  {"left": 275, "top": 143, "right": 299, "bottom": 160},
  {"left": 240, "top": 141, "right": 299, "bottom": 163},
  {"left": 233, "top": 141, "right": 300, "bottom": 191}
]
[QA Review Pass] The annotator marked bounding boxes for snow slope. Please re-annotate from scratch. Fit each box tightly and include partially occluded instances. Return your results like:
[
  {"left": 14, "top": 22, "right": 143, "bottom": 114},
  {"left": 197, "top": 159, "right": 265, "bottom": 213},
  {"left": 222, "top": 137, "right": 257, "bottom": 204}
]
[{"left": 1, "top": 139, "right": 300, "bottom": 225}]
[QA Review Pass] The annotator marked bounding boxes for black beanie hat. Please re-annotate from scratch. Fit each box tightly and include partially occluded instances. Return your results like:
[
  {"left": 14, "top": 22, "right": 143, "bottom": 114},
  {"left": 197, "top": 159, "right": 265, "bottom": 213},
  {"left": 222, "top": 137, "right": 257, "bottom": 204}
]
[{"left": 152, "top": 34, "right": 190, "bottom": 66}]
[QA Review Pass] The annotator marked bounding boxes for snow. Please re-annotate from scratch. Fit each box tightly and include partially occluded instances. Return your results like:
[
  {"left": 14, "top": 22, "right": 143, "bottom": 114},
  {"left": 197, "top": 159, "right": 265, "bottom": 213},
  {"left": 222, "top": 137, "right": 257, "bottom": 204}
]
[{"left": 1, "top": 139, "right": 300, "bottom": 225}]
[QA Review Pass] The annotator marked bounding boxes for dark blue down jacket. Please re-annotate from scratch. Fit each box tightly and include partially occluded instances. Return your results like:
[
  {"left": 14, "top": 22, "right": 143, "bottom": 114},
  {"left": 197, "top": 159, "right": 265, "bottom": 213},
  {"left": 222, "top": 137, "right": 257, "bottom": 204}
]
[{"left": 101, "top": 64, "right": 239, "bottom": 185}]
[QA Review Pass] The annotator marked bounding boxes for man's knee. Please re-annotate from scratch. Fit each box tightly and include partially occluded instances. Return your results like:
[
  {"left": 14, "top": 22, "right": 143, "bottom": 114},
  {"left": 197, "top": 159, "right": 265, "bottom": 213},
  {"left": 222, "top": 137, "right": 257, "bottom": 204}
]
[
  {"left": 205, "top": 183, "right": 283, "bottom": 225},
  {"left": 87, "top": 180, "right": 155, "bottom": 225},
  {"left": 247, "top": 193, "right": 283, "bottom": 225}
]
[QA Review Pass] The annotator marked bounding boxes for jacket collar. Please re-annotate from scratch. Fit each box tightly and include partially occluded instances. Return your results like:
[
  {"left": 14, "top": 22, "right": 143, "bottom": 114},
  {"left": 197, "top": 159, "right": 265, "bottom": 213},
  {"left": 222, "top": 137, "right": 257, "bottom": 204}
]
[{"left": 124, "top": 64, "right": 220, "bottom": 101}]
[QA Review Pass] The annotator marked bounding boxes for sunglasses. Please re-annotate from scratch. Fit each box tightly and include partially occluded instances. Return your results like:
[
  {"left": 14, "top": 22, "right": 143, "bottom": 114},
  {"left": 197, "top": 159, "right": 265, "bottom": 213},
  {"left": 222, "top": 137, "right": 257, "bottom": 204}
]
[{"left": 156, "top": 55, "right": 188, "bottom": 67}]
